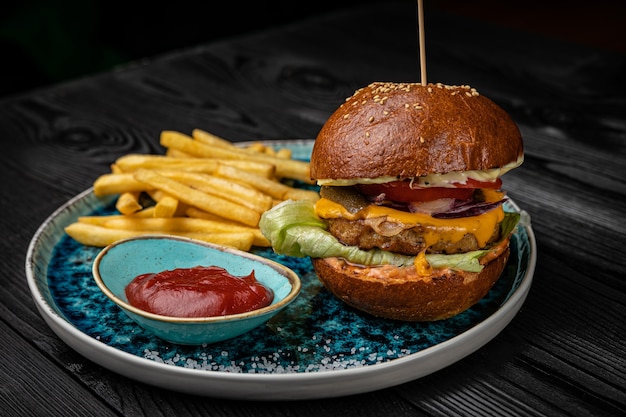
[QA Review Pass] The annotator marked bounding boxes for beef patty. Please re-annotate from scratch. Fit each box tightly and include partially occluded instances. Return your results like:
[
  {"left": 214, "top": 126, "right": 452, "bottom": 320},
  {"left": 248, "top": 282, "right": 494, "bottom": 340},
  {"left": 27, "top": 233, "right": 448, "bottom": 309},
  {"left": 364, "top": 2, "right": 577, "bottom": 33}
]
[{"left": 326, "top": 217, "right": 500, "bottom": 256}]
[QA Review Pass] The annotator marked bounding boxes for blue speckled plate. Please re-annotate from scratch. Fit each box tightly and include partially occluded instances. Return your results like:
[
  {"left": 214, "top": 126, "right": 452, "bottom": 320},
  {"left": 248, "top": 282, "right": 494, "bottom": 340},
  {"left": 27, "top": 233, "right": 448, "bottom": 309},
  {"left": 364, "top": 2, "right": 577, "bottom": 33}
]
[{"left": 25, "top": 140, "right": 536, "bottom": 400}]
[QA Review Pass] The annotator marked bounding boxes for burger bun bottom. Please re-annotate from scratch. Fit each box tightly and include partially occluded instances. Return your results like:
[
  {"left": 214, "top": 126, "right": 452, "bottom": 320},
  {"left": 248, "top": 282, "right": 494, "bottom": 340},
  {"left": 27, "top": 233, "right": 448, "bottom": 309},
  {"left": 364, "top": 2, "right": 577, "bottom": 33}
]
[{"left": 311, "top": 245, "right": 511, "bottom": 322}]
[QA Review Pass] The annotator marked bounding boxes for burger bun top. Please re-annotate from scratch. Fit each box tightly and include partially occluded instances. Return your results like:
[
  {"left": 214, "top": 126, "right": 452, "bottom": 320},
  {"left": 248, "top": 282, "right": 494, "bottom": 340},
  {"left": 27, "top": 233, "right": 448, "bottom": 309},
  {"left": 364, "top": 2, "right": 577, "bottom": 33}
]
[{"left": 310, "top": 82, "right": 523, "bottom": 182}]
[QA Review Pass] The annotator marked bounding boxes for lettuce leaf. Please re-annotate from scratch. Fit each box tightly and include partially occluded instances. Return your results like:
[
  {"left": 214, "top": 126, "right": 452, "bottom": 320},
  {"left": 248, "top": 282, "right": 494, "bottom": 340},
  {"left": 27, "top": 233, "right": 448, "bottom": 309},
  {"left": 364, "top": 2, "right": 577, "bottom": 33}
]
[
  {"left": 259, "top": 199, "right": 518, "bottom": 272},
  {"left": 424, "top": 251, "right": 488, "bottom": 272},
  {"left": 259, "top": 199, "right": 327, "bottom": 256},
  {"left": 500, "top": 211, "right": 521, "bottom": 237}
]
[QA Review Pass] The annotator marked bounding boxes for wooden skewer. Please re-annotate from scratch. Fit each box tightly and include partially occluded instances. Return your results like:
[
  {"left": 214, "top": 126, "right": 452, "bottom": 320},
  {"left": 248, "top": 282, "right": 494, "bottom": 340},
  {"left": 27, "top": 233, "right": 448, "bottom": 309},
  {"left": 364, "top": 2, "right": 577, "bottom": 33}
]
[{"left": 417, "top": 0, "right": 427, "bottom": 85}]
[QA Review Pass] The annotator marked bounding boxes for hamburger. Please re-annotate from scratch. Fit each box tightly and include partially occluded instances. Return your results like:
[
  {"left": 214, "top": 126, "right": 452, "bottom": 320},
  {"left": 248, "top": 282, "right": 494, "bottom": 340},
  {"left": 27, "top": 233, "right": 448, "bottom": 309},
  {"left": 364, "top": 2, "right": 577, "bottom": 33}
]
[{"left": 259, "top": 81, "right": 523, "bottom": 321}]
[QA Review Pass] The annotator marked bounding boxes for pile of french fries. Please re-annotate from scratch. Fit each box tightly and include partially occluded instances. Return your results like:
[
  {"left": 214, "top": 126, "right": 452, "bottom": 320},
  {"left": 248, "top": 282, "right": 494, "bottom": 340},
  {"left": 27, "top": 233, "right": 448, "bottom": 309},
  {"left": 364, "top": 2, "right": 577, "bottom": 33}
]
[{"left": 64, "top": 129, "right": 319, "bottom": 251}]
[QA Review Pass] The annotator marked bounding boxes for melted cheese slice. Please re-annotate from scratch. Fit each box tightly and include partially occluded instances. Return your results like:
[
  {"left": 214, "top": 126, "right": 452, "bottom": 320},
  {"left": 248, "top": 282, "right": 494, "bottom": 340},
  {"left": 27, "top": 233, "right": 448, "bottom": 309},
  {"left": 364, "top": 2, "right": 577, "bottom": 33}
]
[{"left": 315, "top": 189, "right": 505, "bottom": 275}]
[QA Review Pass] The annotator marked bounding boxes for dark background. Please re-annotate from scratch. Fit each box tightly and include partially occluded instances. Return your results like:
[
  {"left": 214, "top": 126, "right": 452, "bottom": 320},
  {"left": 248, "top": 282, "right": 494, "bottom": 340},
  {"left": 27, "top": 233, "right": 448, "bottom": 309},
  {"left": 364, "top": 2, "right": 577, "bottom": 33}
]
[{"left": 1, "top": 0, "right": 624, "bottom": 99}]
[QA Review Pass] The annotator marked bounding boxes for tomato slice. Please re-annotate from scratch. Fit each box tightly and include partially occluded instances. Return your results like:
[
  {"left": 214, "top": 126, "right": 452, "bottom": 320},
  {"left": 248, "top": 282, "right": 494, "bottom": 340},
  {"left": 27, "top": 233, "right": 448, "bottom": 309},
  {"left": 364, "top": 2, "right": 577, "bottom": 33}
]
[{"left": 357, "top": 178, "right": 502, "bottom": 203}]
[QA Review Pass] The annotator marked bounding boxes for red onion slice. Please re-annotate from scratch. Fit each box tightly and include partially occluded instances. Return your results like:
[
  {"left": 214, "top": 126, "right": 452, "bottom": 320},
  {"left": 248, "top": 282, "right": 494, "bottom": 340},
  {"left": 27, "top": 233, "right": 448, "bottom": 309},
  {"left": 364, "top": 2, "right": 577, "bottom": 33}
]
[
  {"left": 432, "top": 199, "right": 507, "bottom": 219},
  {"left": 408, "top": 198, "right": 456, "bottom": 214}
]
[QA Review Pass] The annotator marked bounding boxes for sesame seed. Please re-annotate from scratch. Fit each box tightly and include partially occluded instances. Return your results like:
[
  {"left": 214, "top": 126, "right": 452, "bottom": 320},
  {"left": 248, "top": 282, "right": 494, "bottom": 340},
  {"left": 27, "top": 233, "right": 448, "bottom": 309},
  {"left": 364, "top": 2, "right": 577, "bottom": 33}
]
[
  {"left": 419, "top": 136, "right": 425, "bottom": 143},
  {"left": 368, "top": 116, "right": 374, "bottom": 122},
  {"left": 343, "top": 114, "right": 350, "bottom": 119}
]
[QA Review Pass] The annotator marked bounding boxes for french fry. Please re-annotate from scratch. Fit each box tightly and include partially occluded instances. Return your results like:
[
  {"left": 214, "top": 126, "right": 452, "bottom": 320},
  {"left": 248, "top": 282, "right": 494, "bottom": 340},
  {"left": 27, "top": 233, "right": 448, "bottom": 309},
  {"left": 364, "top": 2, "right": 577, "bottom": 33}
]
[
  {"left": 214, "top": 164, "right": 320, "bottom": 203},
  {"left": 127, "top": 206, "right": 157, "bottom": 218},
  {"left": 183, "top": 232, "right": 254, "bottom": 251},
  {"left": 65, "top": 223, "right": 143, "bottom": 247},
  {"left": 245, "top": 142, "right": 291, "bottom": 159},
  {"left": 160, "top": 130, "right": 312, "bottom": 183},
  {"left": 78, "top": 214, "right": 152, "bottom": 224},
  {"left": 213, "top": 164, "right": 286, "bottom": 199},
  {"left": 185, "top": 207, "right": 270, "bottom": 246},
  {"left": 146, "top": 190, "right": 188, "bottom": 217},
  {"left": 110, "top": 163, "right": 124, "bottom": 174},
  {"left": 153, "top": 195, "right": 179, "bottom": 218},
  {"left": 283, "top": 187, "right": 322, "bottom": 202},
  {"left": 64, "top": 223, "right": 253, "bottom": 250},
  {"left": 133, "top": 169, "right": 260, "bottom": 227},
  {"left": 244, "top": 142, "right": 266, "bottom": 153},
  {"left": 115, "top": 192, "right": 142, "bottom": 214},
  {"left": 105, "top": 206, "right": 157, "bottom": 218},
  {"left": 115, "top": 154, "right": 215, "bottom": 171},
  {"left": 275, "top": 147, "right": 292, "bottom": 159},
  {"left": 165, "top": 148, "right": 194, "bottom": 158},
  {"left": 114, "top": 154, "right": 275, "bottom": 178},
  {"left": 156, "top": 170, "right": 273, "bottom": 213},
  {"left": 93, "top": 173, "right": 151, "bottom": 196},
  {"left": 79, "top": 216, "right": 236, "bottom": 232},
  {"left": 161, "top": 130, "right": 215, "bottom": 157},
  {"left": 183, "top": 207, "right": 230, "bottom": 222},
  {"left": 191, "top": 129, "right": 234, "bottom": 148},
  {"left": 78, "top": 215, "right": 266, "bottom": 247},
  {"left": 78, "top": 210, "right": 269, "bottom": 247},
  {"left": 145, "top": 189, "right": 166, "bottom": 201},
  {"left": 193, "top": 130, "right": 275, "bottom": 157}
]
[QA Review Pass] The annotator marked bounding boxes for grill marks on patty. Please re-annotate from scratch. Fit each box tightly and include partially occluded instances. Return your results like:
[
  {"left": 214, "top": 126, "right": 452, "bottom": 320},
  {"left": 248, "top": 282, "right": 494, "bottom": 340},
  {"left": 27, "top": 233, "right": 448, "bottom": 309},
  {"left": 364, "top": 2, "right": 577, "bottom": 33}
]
[{"left": 326, "top": 217, "right": 501, "bottom": 256}]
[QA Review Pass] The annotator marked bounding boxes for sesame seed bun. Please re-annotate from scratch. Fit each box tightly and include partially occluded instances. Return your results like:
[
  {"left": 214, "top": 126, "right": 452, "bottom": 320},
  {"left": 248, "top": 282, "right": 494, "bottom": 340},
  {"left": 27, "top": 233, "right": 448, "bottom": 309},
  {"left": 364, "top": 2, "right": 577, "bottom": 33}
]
[{"left": 310, "top": 82, "right": 523, "bottom": 181}]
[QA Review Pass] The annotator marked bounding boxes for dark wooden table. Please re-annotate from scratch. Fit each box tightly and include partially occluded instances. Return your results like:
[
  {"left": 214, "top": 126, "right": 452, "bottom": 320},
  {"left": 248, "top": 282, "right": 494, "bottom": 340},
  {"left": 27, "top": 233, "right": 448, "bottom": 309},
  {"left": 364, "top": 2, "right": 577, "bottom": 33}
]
[{"left": 2, "top": 2, "right": 625, "bottom": 416}]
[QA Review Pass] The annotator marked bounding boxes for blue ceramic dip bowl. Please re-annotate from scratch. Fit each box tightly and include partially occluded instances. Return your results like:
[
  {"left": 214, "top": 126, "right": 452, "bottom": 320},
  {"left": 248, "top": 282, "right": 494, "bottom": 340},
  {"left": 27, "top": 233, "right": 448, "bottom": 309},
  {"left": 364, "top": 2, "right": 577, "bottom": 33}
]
[{"left": 92, "top": 235, "right": 301, "bottom": 345}]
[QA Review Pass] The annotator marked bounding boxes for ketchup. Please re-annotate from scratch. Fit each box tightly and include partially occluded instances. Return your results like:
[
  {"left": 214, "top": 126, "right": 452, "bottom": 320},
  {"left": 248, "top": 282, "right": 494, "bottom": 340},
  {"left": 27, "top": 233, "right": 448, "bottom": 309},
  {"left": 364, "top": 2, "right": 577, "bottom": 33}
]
[{"left": 125, "top": 266, "right": 274, "bottom": 318}]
